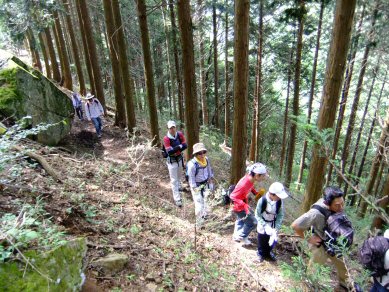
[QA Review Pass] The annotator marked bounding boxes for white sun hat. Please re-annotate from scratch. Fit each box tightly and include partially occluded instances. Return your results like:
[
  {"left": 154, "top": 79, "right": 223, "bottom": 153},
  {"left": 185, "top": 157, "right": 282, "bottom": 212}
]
[
  {"left": 269, "top": 182, "right": 288, "bottom": 199},
  {"left": 167, "top": 120, "right": 176, "bottom": 128}
]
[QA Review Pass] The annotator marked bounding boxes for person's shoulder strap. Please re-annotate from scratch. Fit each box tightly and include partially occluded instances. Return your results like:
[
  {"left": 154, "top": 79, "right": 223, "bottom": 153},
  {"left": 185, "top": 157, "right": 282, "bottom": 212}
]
[
  {"left": 311, "top": 204, "right": 331, "bottom": 219},
  {"left": 260, "top": 197, "right": 267, "bottom": 214},
  {"left": 276, "top": 200, "right": 282, "bottom": 213},
  {"left": 177, "top": 131, "right": 182, "bottom": 143}
]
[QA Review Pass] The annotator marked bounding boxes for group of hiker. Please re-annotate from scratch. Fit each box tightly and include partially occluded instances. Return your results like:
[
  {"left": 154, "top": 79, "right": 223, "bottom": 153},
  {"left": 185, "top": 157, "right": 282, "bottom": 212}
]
[
  {"left": 162, "top": 120, "right": 389, "bottom": 292},
  {"left": 71, "top": 92, "right": 104, "bottom": 138}
]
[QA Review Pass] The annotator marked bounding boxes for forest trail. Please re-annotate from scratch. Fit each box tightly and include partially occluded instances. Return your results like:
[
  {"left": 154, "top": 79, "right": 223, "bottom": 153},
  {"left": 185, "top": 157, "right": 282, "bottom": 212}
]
[{"left": 4, "top": 116, "right": 309, "bottom": 291}]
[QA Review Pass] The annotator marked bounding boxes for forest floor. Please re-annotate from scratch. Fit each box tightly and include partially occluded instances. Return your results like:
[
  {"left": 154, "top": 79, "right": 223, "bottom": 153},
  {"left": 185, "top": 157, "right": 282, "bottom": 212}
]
[{"left": 2, "top": 115, "right": 347, "bottom": 291}]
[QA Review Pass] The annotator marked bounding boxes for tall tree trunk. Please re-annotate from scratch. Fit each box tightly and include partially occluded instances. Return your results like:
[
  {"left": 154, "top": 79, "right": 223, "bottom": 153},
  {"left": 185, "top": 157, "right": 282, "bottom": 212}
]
[
  {"left": 326, "top": 5, "right": 365, "bottom": 185},
  {"left": 137, "top": 0, "right": 160, "bottom": 146},
  {"left": 112, "top": 0, "right": 137, "bottom": 133},
  {"left": 103, "top": 0, "right": 126, "bottom": 128},
  {"left": 62, "top": 0, "right": 86, "bottom": 95},
  {"left": 53, "top": 10, "right": 72, "bottom": 90},
  {"left": 230, "top": 0, "right": 250, "bottom": 184},
  {"left": 169, "top": 0, "right": 184, "bottom": 125},
  {"left": 44, "top": 28, "right": 61, "bottom": 82},
  {"left": 359, "top": 107, "right": 389, "bottom": 217},
  {"left": 75, "top": 0, "right": 95, "bottom": 94},
  {"left": 354, "top": 70, "right": 386, "bottom": 200},
  {"left": 285, "top": 0, "right": 305, "bottom": 189},
  {"left": 255, "top": 0, "right": 264, "bottom": 162},
  {"left": 371, "top": 173, "right": 389, "bottom": 230},
  {"left": 279, "top": 45, "right": 294, "bottom": 177},
  {"left": 162, "top": 0, "right": 177, "bottom": 119},
  {"left": 38, "top": 32, "right": 51, "bottom": 78},
  {"left": 212, "top": 2, "right": 219, "bottom": 127},
  {"left": 249, "top": 0, "right": 263, "bottom": 162},
  {"left": 199, "top": 30, "right": 209, "bottom": 125},
  {"left": 345, "top": 61, "right": 379, "bottom": 194},
  {"left": 224, "top": 0, "right": 230, "bottom": 145},
  {"left": 26, "top": 27, "right": 42, "bottom": 72},
  {"left": 76, "top": 0, "right": 106, "bottom": 109},
  {"left": 177, "top": 0, "right": 199, "bottom": 156},
  {"left": 302, "top": 0, "right": 356, "bottom": 212},
  {"left": 339, "top": 3, "right": 378, "bottom": 185},
  {"left": 297, "top": 0, "right": 324, "bottom": 189}
]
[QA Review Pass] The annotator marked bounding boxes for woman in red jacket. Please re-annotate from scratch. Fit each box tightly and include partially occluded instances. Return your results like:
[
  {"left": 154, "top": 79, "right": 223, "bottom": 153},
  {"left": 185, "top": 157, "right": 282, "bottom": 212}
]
[{"left": 230, "top": 163, "right": 268, "bottom": 245}]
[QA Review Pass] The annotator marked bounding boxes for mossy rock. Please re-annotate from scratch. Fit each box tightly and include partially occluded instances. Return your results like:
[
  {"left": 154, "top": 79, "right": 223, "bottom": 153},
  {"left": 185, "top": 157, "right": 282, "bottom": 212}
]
[
  {"left": 0, "top": 238, "right": 87, "bottom": 292},
  {"left": 0, "top": 54, "right": 73, "bottom": 145}
]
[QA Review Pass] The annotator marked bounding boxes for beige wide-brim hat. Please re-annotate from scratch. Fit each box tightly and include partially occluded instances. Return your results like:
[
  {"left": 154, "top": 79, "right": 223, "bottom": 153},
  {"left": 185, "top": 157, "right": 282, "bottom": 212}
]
[
  {"left": 86, "top": 93, "right": 94, "bottom": 99},
  {"left": 192, "top": 143, "right": 207, "bottom": 155}
]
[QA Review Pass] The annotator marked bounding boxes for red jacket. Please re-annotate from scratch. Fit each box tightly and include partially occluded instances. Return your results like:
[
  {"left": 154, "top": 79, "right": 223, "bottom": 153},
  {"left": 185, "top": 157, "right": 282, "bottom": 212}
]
[{"left": 230, "top": 174, "right": 258, "bottom": 213}]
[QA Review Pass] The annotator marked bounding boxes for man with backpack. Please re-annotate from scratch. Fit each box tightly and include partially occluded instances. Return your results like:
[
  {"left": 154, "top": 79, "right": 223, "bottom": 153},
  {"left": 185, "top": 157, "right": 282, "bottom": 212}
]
[
  {"left": 230, "top": 163, "right": 268, "bottom": 246},
  {"left": 72, "top": 92, "right": 84, "bottom": 120},
  {"left": 291, "top": 186, "right": 353, "bottom": 291},
  {"left": 187, "top": 143, "right": 214, "bottom": 223},
  {"left": 163, "top": 120, "right": 187, "bottom": 207},
  {"left": 359, "top": 229, "right": 389, "bottom": 291},
  {"left": 255, "top": 182, "right": 288, "bottom": 262},
  {"left": 85, "top": 93, "right": 104, "bottom": 138}
]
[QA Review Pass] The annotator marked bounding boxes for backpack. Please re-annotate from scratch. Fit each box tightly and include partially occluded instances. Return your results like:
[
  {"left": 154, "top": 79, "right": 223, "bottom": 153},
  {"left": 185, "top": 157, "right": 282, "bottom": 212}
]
[
  {"left": 260, "top": 197, "right": 282, "bottom": 215},
  {"left": 222, "top": 184, "right": 235, "bottom": 205},
  {"left": 185, "top": 157, "right": 209, "bottom": 182},
  {"left": 312, "top": 205, "right": 354, "bottom": 257},
  {"left": 161, "top": 132, "right": 182, "bottom": 158},
  {"left": 359, "top": 236, "right": 389, "bottom": 277}
]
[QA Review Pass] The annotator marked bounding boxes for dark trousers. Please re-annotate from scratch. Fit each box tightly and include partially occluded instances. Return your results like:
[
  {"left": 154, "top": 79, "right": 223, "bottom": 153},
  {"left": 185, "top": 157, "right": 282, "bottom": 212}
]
[
  {"left": 257, "top": 233, "right": 274, "bottom": 257},
  {"left": 370, "top": 278, "right": 389, "bottom": 292},
  {"left": 75, "top": 106, "right": 83, "bottom": 120}
]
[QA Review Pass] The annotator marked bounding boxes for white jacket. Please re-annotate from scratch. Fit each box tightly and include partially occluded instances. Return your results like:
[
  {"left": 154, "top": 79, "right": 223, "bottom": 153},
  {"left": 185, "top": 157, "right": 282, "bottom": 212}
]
[{"left": 85, "top": 99, "right": 104, "bottom": 120}]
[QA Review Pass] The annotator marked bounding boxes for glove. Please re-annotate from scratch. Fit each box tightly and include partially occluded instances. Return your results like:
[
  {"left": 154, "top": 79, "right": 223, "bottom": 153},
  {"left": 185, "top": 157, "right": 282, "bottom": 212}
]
[
  {"left": 179, "top": 144, "right": 183, "bottom": 149},
  {"left": 269, "top": 230, "right": 278, "bottom": 247},
  {"left": 264, "top": 225, "right": 273, "bottom": 235},
  {"left": 208, "top": 183, "right": 214, "bottom": 191}
]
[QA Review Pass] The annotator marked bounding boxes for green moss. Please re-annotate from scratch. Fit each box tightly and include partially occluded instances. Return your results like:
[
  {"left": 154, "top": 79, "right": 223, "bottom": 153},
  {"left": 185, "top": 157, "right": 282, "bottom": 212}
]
[
  {"left": 0, "top": 67, "right": 22, "bottom": 117},
  {"left": 0, "top": 238, "right": 87, "bottom": 292}
]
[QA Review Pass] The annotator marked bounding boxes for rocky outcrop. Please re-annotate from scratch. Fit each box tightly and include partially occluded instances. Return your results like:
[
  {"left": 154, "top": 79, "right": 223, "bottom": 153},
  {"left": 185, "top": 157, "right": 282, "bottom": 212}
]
[
  {"left": 0, "top": 54, "right": 73, "bottom": 145},
  {"left": 0, "top": 238, "right": 87, "bottom": 291}
]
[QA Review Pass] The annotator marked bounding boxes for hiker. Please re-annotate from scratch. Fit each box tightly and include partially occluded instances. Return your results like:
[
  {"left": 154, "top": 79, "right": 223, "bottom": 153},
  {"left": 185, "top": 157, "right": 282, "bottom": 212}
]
[
  {"left": 163, "top": 120, "right": 187, "bottom": 207},
  {"left": 72, "top": 92, "right": 83, "bottom": 120},
  {"left": 291, "top": 186, "right": 350, "bottom": 291},
  {"left": 230, "top": 163, "right": 268, "bottom": 246},
  {"left": 359, "top": 229, "right": 389, "bottom": 292},
  {"left": 255, "top": 182, "right": 288, "bottom": 262},
  {"left": 187, "top": 143, "right": 214, "bottom": 223},
  {"left": 84, "top": 93, "right": 104, "bottom": 138}
]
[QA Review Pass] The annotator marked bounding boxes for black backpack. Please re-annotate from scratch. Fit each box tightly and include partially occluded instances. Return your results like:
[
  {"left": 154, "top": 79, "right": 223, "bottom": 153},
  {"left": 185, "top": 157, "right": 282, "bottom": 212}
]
[
  {"left": 161, "top": 132, "right": 182, "bottom": 158},
  {"left": 312, "top": 205, "right": 354, "bottom": 257},
  {"left": 360, "top": 236, "right": 389, "bottom": 277},
  {"left": 222, "top": 184, "right": 235, "bottom": 205}
]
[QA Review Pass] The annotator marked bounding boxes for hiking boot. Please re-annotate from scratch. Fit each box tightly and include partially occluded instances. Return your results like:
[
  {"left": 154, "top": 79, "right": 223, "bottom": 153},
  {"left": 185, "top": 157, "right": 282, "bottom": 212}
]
[
  {"left": 97, "top": 133, "right": 102, "bottom": 138},
  {"left": 241, "top": 237, "right": 252, "bottom": 246},
  {"left": 268, "top": 252, "right": 277, "bottom": 262},
  {"left": 256, "top": 255, "right": 265, "bottom": 263},
  {"left": 233, "top": 235, "right": 242, "bottom": 242},
  {"left": 175, "top": 201, "right": 182, "bottom": 208}
]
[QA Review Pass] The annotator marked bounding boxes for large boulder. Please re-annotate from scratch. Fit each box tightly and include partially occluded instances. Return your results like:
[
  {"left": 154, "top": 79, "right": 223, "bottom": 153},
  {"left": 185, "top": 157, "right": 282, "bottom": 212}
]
[
  {"left": 0, "top": 238, "right": 87, "bottom": 291},
  {"left": 0, "top": 53, "right": 73, "bottom": 145}
]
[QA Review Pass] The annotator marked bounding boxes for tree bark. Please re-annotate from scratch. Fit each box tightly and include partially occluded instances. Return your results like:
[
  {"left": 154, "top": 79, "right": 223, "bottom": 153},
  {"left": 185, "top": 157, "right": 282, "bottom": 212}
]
[
  {"left": 345, "top": 61, "right": 379, "bottom": 194},
  {"left": 136, "top": 0, "right": 160, "bottom": 146},
  {"left": 112, "top": 0, "right": 137, "bottom": 133},
  {"left": 102, "top": 0, "right": 126, "bottom": 128},
  {"left": 44, "top": 28, "right": 61, "bottom": 82},
  {"left": 53, "top": 10, "right": 73, "bottom": 90},
  {"left": 212, "top": 2, "right": 219, "bottom": 127},
  {"left": 230, "top": 0, "right": 250, "bottom": 184},
  {"left": 339, "top": 3, "right": 378, "bottom": 186},
  {"left": 169, "top": 0, "right": 184, "bottom": 126},
  {"left": 62, "top": 0, "right": 86, "bottom": 95},
  {"left": 26, "top": 27, "right": 42, "bottom": 72},
  {"left": 297, "top": 0, "right": 324, "bottom": 190},
  {"left": 76, "top": 0, "right": 106, "bottom": 109},
  {"left": 302, "top": 0, "right": 356, "bottom": 212},
  {"left": 38, "top": 32, "right": 51, "bottom": 79},
  {"left": 177, "top": 0, "right": 199, "bottom": 156},
  {"left": 371, "top": 174, "right": 389, "bottom": 230},
  {"left": 326, "top": 5, "right": 365, "bottom": 185},
  {"left": 285, "top": 0, "right": 305, "bottom": 189},
  {"left": 359, "top": 107, "right": 389, "bottom": 217},
  {"left": 224, "top": 0, "right": 230, "bottom": 145}
]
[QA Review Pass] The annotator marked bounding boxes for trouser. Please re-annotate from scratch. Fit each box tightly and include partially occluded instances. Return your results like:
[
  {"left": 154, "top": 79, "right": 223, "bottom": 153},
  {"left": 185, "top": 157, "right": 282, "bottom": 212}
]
[
  {"left": 191, "top": 185, "right": 210, "bottom": 219},
  {"left": 309, "top": 244, "right": 348, "bottom": 287},
  {"left": 167, "top": 158, "right": 183, "bottom": 203},
  {"left": 91, "top": 117, "right": 102, "bottom": 135},
  {"left": 370, "top": 278, "right": 389, "bottom": 292},
  {"left": 233, "top": 211, "right": 257, "bottom": 239},
  {"left": 75, "top": 106, "right": 83, "bottom": 120},
  {"left": 257, "top": 232, "right": 275, "bottom": 257}
]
